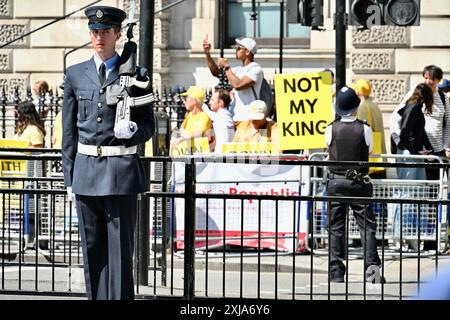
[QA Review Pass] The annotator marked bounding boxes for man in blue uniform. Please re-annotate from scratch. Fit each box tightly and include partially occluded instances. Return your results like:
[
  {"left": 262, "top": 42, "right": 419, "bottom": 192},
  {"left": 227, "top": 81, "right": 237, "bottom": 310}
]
[
  {"left": 325, "top": 86, "right": 383, "bottom": 283},
  {"left": 62, "top": 5, "right": 155, "bottom": 300}
]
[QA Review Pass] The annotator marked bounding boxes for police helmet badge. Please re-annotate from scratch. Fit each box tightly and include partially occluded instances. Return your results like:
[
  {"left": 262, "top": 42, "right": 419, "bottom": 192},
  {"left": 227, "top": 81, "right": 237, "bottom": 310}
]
[{"left": 96, "top": 9, "right": 104, "bottom": 18}]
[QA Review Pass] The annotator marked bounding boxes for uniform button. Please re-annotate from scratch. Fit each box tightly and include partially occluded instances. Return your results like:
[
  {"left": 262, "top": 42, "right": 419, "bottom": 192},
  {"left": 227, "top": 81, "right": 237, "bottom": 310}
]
[
  {"left": 99, "top": 89, "right": 104, "bottom": 94},
  {"left": 97, "top": 102, "right": 102, "bottom": 108},
  {"left": 97, "top": 117, "right": 102, "bottom": 123}
]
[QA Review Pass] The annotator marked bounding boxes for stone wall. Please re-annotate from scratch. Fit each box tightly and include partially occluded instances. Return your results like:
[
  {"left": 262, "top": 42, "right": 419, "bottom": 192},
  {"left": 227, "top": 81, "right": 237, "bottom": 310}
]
[
  {"left": 0, "top": 0, "right": 172, "bottom": 97},
  {"left": 166, "top": 0, "right": 449, "bottom": 153},
  {"left": 0, "top": 0, "right": 449, "bottom": 151},
  {"left": 347, "top": 0, "right": 450, "bottom": 150},
  {"left": 0, "top": 0, "right": 122, "bottom": 98}
]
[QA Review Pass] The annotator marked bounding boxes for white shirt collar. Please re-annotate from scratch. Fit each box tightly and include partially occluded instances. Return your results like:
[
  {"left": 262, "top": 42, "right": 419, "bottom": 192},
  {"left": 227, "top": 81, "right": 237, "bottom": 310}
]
[{"left": 340, "top": 115, "right": 356, "bottom": 122}]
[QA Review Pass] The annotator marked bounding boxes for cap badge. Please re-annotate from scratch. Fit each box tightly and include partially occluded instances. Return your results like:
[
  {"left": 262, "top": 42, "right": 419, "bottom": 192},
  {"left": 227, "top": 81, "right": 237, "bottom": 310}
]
[{"left": 96, "top": 9, "right": 104, "bottom": 18}]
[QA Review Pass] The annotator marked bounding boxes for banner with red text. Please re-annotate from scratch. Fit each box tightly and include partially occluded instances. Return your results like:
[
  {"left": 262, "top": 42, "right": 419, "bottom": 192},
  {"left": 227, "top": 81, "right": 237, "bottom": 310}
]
[{"left": 172, "top": 162, "right": 310, "bottom": 253}]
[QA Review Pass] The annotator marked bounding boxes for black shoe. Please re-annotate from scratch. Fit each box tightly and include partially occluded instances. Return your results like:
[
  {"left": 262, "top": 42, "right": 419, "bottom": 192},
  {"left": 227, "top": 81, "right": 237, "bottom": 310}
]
[{"left": 330, "top": 275, "right": 345, "bottom": 283}]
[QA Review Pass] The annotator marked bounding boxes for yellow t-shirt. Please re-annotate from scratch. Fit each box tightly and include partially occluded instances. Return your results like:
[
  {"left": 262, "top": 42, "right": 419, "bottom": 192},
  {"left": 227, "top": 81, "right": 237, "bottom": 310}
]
[
  {"left": 180, "top": 111, "right": 212, "bottom": 138},
  {"left": 233, "top": 120, "right": 278, "bottom": 143},
  {"left": 14, "top": 125, "right": 45, "bottom": 147},
  {"left": 52, "top": 112, "right": 62, "bottom": 149}
]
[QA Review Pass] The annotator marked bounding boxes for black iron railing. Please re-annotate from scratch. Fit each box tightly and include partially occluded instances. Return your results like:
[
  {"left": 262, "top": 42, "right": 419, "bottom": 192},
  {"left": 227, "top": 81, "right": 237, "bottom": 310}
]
[{"left": 0, "top": 150, "right": 448, "bottom": 300}]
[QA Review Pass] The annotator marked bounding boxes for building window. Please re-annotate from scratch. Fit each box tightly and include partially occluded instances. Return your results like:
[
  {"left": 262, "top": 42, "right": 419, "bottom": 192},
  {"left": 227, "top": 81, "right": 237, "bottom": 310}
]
[{"left": 226, "top": 0, "right": 310, "bottom": 48}]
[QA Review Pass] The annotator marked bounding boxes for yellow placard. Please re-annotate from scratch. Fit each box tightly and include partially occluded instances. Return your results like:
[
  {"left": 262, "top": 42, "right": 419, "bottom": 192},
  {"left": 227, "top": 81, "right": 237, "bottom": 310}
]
[
  {"left": 170, "top": 137, "right": 211, "bottom": 156},
  {"left": 274, "top": 72, "right": 334, "bottom": 150},
  {"left": 0, "top": 139, "right": 28, "bottom": 224},
  {"left": 0, "top": 139, "right": 28, "bottom": 177},
  {"left": 222, "top": 142, "right": 280, "bottom": 155}
]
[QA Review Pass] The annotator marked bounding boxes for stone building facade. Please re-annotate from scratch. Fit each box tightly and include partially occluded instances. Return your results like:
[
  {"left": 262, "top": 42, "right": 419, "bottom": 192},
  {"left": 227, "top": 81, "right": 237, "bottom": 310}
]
[{"left": 0, "top": 0, "right": 449, "bottom": 147}]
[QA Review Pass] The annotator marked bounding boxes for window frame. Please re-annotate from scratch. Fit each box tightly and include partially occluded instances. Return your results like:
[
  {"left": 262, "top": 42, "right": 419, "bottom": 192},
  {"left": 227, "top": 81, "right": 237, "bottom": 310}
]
[{"left": 224, "top": 0, "right": 310, "bottom": 49}]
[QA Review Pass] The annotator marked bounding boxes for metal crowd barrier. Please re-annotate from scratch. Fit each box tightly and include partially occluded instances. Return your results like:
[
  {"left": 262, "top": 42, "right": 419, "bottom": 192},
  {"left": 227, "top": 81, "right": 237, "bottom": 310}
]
[
  {"left": 0, "top": 151, "right": 77, "bottom": 254},
  {"left": 1, "top": 150, "right": 449, "bottom": 300},
  {"left": 308, "top": 152, "right": 449, "bottom": 254}
]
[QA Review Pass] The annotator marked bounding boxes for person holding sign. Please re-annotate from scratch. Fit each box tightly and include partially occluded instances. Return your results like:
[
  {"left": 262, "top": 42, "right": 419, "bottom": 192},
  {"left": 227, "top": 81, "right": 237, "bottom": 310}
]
[
  {"left": 171, "top": 86, "right": 213, "bottom": 152},
  {"left": 233, "top": 100, "right": 278, "bottom": 144},
  {"left": 325, "top": 86, "right": 384, "bottom": 284},
  {"left": 203, "top": 35, "right": 263, "bottom": 122}
]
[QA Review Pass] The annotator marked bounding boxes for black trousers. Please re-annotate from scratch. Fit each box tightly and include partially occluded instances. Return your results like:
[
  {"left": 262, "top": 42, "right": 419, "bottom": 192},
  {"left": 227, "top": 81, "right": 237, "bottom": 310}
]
[
  {"left": 326, "top": 176, "right": 381, "bottom": 277},
  {"left": 76, "top": 194, "right": 138, "bottom": 300}
]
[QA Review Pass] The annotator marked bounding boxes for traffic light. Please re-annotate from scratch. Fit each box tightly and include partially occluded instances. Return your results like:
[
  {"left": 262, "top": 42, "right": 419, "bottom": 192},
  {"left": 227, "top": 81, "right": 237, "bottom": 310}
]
[
  {"left": 348, "top": 0, "right": 420, "bottom": 28},
  {"left": 287, "top": 0, "right": 324, "bottom": 27},
  {"left": 383, "top": 0, "right": 420, "bottom": 26},
  {"left": 348, "top": 0, "right": 382, "bottom": 28}
]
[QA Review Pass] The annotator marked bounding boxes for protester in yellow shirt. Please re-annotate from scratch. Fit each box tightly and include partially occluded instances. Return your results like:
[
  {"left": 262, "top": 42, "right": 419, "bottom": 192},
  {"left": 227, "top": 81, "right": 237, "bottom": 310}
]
[
  {"left": 233, "top": 100, "right": 278, "bottom": 143},
  {"left": 351, "top": 79, "right": 387, "bottom": 179},
  {"left": 171, "top": 86, "right": 213, "bottom": 149},
  {"left": 52, "top": 111, "right": 62, "bottom": 149},
  {"left": 14, "top": 101, "right": 46, "bottom": 147}
]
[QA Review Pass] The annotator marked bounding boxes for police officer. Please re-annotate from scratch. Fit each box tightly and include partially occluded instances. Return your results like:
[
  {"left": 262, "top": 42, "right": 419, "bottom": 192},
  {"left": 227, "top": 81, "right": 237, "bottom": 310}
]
[
  {"left": 62, "top": 6, "right": 155, "bottom": 300},
  {"left": 325, "top": 86, "right": 383, "bottom": 283}
]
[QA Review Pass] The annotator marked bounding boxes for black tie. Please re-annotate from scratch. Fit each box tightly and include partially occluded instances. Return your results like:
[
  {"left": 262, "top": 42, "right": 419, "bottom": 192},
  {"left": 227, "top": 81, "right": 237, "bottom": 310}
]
[{"left": 98, "top": 63, "right": 106, "bottom": 86}]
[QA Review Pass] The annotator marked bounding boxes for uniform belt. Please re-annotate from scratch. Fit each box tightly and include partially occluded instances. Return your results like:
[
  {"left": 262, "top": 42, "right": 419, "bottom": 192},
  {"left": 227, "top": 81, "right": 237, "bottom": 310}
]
[
  {"left": 328, "top": 170, "right": 371, "bottom": 184},
  {"left": 77, "top": 142, "right": 137, "bottom": 157}
]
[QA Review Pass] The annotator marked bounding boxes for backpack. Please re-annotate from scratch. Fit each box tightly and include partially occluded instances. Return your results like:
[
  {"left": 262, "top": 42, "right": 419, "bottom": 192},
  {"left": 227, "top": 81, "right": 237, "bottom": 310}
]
[{"left": 252, "top": 78, "right": 275, "bottom": 117}]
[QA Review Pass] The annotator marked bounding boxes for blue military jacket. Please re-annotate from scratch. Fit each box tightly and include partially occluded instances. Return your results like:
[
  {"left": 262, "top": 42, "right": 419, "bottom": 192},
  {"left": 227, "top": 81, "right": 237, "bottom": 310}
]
[{"left": 62, "top": 56, "right": 155, "bottom": 196}]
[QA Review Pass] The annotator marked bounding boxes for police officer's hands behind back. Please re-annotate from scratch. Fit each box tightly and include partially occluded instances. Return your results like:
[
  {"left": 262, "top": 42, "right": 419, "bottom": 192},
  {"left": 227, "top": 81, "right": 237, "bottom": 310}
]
[{"left": 114, "top": 120, "right": 138, "bottom": 139}]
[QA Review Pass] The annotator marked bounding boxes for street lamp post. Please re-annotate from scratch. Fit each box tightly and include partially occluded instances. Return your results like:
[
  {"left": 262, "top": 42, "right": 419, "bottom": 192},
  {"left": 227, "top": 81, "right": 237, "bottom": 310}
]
[
  {"left": 335, "top": 0, "right": 346, "bottom": 93},
  {"left": 135, "top": 0, "right": 155, "bottom": 287}
]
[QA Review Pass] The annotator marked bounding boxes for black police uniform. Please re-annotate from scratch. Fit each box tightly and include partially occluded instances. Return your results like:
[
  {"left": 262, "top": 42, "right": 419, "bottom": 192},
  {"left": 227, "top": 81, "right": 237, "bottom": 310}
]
[
  {"left": 326, "top": 118, "right": 382, "bottom": 280},
  {"left": 326, "top": 86, "right": 382, "bottom": 282},
  {"left": 62, "top": 6, "right": 155, "bottom": 300}
]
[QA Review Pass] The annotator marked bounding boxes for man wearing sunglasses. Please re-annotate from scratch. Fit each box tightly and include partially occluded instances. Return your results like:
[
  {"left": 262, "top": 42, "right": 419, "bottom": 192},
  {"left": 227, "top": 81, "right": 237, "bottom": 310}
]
[{"left": 203, "top": 36, "right": 263, "bottom": 123}]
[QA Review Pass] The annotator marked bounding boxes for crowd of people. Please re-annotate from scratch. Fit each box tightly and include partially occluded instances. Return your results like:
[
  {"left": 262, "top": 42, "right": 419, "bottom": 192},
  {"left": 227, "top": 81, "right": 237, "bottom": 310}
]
[
  {"left": 172, "top": 37, "right": 450, "bottom": 177},
  {"left": 8, "top": 18, "right": 450, "bottom": 298},
  {"left": 169, "top": 37, "right": 450, "bottom": 267},
  {"left": 171, "top": 36, "right": 279, "bottom": 154}
]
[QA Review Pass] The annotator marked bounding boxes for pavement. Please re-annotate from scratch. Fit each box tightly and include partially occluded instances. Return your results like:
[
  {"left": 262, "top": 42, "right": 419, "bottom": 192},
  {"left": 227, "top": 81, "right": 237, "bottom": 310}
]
[{"left": 1, "top": 246, "right": 449, "bottom": 300}]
